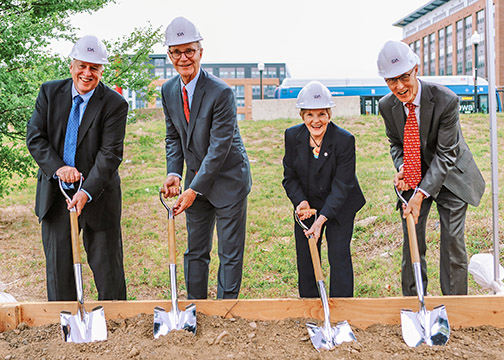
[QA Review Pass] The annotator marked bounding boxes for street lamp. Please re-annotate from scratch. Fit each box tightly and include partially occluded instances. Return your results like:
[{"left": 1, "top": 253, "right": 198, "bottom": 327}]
[
  {"left": 258, "top": 62, "right": 265, "bottom": 100},
  {"left": 471, "top": 30, "right": 480, "bottom": 113}
]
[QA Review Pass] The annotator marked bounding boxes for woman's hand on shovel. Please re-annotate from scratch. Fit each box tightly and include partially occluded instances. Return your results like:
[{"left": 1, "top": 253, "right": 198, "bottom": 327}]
[{"left": 304, "top": 215, "right": 327, "bottom": 242}]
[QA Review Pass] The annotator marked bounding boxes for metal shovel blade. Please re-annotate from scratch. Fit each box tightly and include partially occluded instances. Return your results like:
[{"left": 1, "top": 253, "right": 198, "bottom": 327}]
[
  {"left": 401, "top": 305, "right": 450, "bottom": 347},
  {"left": 153, "top": 303, "right": 197, "bottom": 339},
  {"left": 307, "top": 320, "right": 356, "bottom": 351},
  {"left": 60, "top": 306, "right": 107, "bottom": 343}
]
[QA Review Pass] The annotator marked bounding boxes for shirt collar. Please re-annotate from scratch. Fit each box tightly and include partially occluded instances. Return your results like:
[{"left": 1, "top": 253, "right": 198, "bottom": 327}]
[
  {"left": 402, "top": 79, "right": 422, "bottom": 108},
  {"left": 71, "top": 83, "right": 95, "bottom": 104},
  {"left": 180, "top": 69, "right": 201, "bottom": 98}
]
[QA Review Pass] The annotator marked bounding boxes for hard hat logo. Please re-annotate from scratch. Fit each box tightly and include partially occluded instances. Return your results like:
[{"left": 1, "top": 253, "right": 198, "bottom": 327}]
[
  {"left": 296, "top": 81, "right": 335, "bottom": 109},
  {"left": 391, "top": 58, "right": 399, "bottom": 64},
  {"left": 165, "top": 17, "right": 203, "bottom": 47},
  {"left": 69, "top": 35, "right": 109, "bottom": 65}
]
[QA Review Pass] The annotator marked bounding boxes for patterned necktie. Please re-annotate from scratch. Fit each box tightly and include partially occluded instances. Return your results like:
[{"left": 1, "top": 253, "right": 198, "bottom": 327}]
[
  {"left": 63, "top": 95, "right": 84, "bottom": 167},
  {"left": 403, "top": 103, "right": 422, "bottom": 188},
  {"left": 182, "top": 86, "right": 190, "bottom": 123}
]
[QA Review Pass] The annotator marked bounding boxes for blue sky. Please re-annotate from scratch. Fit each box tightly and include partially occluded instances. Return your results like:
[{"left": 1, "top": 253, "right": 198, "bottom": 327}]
[{"left": 54, "top": 0, "right": 430, "bottom": 78}]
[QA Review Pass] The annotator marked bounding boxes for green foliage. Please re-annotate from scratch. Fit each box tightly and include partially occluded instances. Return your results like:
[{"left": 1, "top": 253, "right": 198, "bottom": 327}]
[{"left": 0, "top": 0, "right": 163, "bottom": 197}]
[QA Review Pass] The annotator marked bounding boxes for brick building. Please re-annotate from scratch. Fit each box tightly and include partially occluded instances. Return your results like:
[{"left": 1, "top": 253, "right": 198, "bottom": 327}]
[
  {"left": 393, "top": 0, "right": 504, "bottom": 103},
  {"left": 124, "top": 55, "right": 290, "bottom": 120}
]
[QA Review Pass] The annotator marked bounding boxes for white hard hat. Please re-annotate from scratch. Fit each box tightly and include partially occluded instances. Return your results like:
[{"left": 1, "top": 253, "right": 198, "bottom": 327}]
[
  {"left": 165, "top": 17, "right": 203, "bottom": 46},
  {"left": 69, "top": 35, "right": 109, "bottom": 65},
  {"left": 377, "top": 40, "right": 419, "bottom": 78},
  {"left": 296, "top": 81, "right": 335, "bottom": 109}
]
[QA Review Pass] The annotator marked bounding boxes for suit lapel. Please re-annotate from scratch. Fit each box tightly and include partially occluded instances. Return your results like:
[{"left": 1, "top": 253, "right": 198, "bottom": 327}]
[
  {"left": 295, "top": 126, "right": 310, "bottom": 186},
  {"left": 419, "top": 80, "right": 434, "bottom": 152},
  {"left": 392, "top": 97, "right": 406, "bottom": 143},
  {"left": 77, "top": 82, "right": 102, "bottom": 147},
  {"left": 187, "top": 69, "right": 206, "bottom": 145},
  {"left": 58, "top": 80, "right": 73, "bottom": 151}
]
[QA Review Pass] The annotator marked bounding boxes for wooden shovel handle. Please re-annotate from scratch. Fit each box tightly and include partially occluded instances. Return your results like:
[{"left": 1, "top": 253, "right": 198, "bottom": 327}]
[
  {"left": 307, "top": 236, "right": 324, "bottom": 281},
  {"left": 298, "top": 209, "right": 317, "bottom": 217},
  {"left": 406, "top": 214, "right": 421, "bottom": 264},
  {"left": 168, "top": 218, "right": 176, "bottom": 264},
  {"left": 70, "top": 211, "right": 81, "bottom": 265}
]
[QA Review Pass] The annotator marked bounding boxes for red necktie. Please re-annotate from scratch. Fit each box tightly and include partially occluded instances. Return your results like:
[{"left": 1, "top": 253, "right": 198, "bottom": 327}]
[
  {"left": 183, "top": 86, "right": 190, "bottom": 123},
  {"left": 404, "top": 103, "right": 422, "bottom": 188}
]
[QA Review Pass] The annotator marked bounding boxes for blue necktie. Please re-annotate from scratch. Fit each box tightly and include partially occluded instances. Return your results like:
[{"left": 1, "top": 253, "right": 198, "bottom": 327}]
[{"left": 63, "top": 95, "right": 84, "bottom": 167}]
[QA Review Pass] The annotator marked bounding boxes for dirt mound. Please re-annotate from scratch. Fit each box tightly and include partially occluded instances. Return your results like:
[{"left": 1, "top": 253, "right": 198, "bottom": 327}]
[{"left": 1, "top": 313, "right": 504, "bottom": 359}]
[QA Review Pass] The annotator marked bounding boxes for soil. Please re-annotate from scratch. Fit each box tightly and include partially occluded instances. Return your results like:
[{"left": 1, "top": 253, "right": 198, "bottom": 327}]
[{"left": 1, "top": 313, "right": 504, "bottom": 360}]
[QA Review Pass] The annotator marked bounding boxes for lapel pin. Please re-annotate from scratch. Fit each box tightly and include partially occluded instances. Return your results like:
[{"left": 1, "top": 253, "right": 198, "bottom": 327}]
[{"left": 324, "top": 152, "right": 328, "bottom": 157}]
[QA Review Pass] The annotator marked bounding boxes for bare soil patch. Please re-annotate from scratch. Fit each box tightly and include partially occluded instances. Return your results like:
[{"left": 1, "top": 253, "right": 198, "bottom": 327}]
[{"left": 1, "top": 313, "right": 504, "bottom": 359}]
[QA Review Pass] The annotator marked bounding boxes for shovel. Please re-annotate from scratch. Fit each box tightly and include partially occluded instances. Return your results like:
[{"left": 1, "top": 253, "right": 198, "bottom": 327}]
[
  {"left": 153, "top": 188, "right": 196, "bottom": 339},
  {"left": 295, "top": 209, "right": 356, "bottom": 351},
  {"left": 395, "top": 187, "right": 450, "bottom": 347},
  {"left": 58, "top": 176, "right": 107, "bottom": 343}
]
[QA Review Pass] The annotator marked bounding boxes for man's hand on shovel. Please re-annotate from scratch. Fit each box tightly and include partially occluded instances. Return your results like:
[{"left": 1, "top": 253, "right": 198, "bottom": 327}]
[
  {"left": 67, "top": 191, "right": 88, "bottom": 216},
  {"left": 402, "top": 191, "right": 425, "bottom": 225}
]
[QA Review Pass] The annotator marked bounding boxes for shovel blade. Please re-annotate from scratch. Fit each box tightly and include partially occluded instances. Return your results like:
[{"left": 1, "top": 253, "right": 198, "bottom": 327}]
[
  {"left": 306, "top": 320, "right": 356, "bottom": 351},
  {"left": 401, "top": 305, "right": 450, "bottom": 347},
  {"left": 153, "top": 303, "right": 197, "bottom": 339},
  {"left": 60, "top": 306, "right": 107, "bottom": 343}
]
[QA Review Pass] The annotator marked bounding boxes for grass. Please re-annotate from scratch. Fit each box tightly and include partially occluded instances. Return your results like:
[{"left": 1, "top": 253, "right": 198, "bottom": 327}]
[{"left": 1, "top": 112, "right": 503, "bottom": 301}]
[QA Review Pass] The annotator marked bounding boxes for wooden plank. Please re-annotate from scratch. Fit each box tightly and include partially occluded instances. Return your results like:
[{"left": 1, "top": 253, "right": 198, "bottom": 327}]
[
  {"left": 2, "top": 295, "right": 504, "bottom": 332},
  {"left": 0, "top": 303, "right": 21, "bottom": 332}
]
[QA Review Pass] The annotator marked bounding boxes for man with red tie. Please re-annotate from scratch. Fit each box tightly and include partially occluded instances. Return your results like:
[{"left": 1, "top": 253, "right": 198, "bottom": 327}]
[
  {"left": 377, "top": 40, "right": 485, "bottom": 296},
  {"left": 160, "top": 17, "right": 251, "bottom": 299}
]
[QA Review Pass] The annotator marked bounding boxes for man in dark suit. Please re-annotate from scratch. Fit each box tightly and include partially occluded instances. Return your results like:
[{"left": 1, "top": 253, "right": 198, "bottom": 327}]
[
  {"left": 26, "top": 35, "right": 128, "bottom": 301},
  {"left": 160, "top": 17, "right": 252, "bottom": 299},
  {"left": 377, "top": 40, "right": 485, "bottom": 296}
]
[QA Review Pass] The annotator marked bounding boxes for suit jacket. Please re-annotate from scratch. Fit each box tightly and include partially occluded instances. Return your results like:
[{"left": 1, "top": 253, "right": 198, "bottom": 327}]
[
  {"left": 26, "top": 78, "right": 129, "bottom": 229},
  {"left": 282, "top": 122, "right": 366, "bottom": 223},
  {"left": 379, "top": 80, "right": 484, "bottom": 206},
  {"left": 161, "top": 69, "right": 251, "bottom": 208}
]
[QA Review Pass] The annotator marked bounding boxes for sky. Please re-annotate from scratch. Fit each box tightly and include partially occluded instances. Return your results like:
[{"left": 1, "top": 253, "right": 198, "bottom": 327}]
[{"left": 53, "top": 0, "right": 431, "bottom": 79}]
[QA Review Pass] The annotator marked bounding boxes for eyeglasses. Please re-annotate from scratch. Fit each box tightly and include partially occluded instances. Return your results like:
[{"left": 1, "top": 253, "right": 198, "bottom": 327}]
[
  {"left": 168, "top": 48, "right": 199, "bottom": 60},
  {"left": 385, "top": 68, "right": 415, "bottom": 86}
]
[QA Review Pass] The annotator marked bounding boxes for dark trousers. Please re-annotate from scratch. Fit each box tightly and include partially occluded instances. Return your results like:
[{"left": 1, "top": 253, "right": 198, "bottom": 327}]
[
  {"left": 41, "top": 194, "right": 127, "bottom": 301},
  {"left": 401, "top": 186, "right": 468, "bottom": 296},
  {"left": 184, "top": 196, "right": 247, "bottom": 299},
  {"left": 294, "top": 215, "right": 355, "bottom": 298}
]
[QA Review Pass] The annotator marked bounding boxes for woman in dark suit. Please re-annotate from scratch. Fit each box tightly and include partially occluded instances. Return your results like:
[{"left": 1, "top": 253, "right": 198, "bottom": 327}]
[{"left": 282, "top": 81, "right": 366, "bottom": 298}]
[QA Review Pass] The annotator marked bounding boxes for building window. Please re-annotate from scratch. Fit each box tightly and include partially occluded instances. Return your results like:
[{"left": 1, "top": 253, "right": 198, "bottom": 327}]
[
  {"left": 438, "top": 29, "right": 445, "bottom": 76},
  {"left": 265, "top": 67, "right": 277, "bottom": 78},
  {"left": 465, "top": 15, "right": 472, "bottom": 30},
  {"left": 232, "top": 85, "right": 245, "bottom": 98},
  {"left": 446, "top": 24, "right": 453, "bottom": 75},
  {"left": 429, "top": 33, "right": 435, "bottom": 75},
  {"left": 477, "top": 9, "right": 484, "bottom": 24},
  {"left": 219, "top": 67, "right": 235, "bottom": 78},
  {"left": 237, "top": 114, "right": 245, "bottom": 121},
  {"left": 251, "top": 67, "right": 260, "bottom": 78},
  {"left": 236, "top": 99, "right": 245, "bottom": 107},
  {"left": 154, "top": 68, "right": 164, "bottom": 78},
  {"left": 423, "top": 36, "right": 429, "bottom": 75},
  {"left": 154, "top": 58, "right": 165, "bottom": 67},
  {"left": 236, "top": 67, "right": 245, "bottom": 79}
]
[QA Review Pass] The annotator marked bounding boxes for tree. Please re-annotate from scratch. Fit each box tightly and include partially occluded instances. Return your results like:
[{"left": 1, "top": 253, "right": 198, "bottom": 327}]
[{"left": 0, "top": 0, "right": 162, "bottom": 197}]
